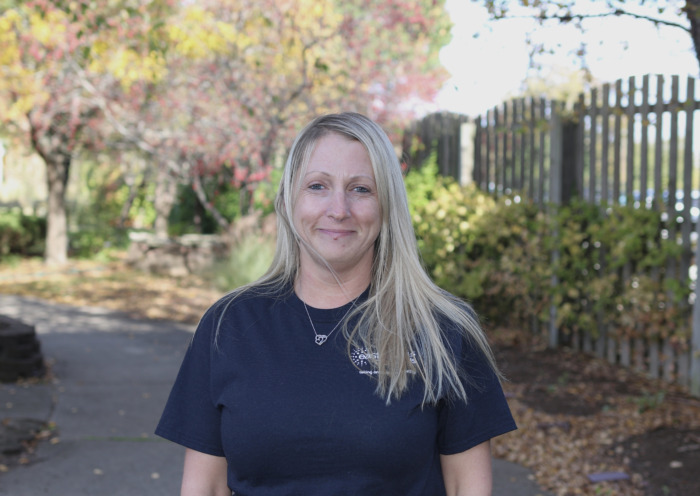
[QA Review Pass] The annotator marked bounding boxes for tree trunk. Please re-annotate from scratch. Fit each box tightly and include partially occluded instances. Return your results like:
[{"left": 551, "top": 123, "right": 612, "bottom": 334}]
[
  {"left": 192, "top": 172, "right": 230, "bottom": 231},
  {"left": 44, "top": 155, "right": 70, "bottom": 265},
  {"left": 685, "top": 0, "right": 700, "bottom": 73},
  {"left": 153, "top": 164, "right": 177, "bottom": 238}
]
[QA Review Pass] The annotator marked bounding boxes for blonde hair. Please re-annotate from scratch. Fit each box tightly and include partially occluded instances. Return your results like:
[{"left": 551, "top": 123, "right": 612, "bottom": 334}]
[{"left": 227, "top": 112, "right": 499, "bottom": 404}]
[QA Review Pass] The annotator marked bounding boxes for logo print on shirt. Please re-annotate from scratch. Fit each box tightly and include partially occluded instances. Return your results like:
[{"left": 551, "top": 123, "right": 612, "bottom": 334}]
[
  {"left": 351, "top": 347, "right": 378, "bottom": 374},
  {"left": 351, "top": 348, "right": 417, "bottom": 375}
]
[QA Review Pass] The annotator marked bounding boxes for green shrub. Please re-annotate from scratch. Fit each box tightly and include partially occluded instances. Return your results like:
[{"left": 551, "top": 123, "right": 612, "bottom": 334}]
[
  {"left": 410, "top": 177, "right": 550, "bottom": 327},
  {"left": 68, "top": 160, "right": 139, "bottom": 258},
  {"left": 168, "top": 185, "right": 223, "bottom": 236},
  {"left": 404, "top": 151, "right": 440, "bottom": 219},
  {"left": 0, "top": 208, "right": 46, "bottom": 257},
  {"left": 549, "top": 200, "right": 612, "bottom": 337},
  {"left": 69, "top": 227, "right": 129, "bottom": 259},
  {"left": 205, "top": 232, "right": 276, "bottom": 292},
  {"left": 169, "top": 169, "right": 281, "bottom": 237},
  {"left": 406, "top": 162, "right": 689, "bottom": 343},
  {"left": 470, "top": 195, "right": 552, "bottom": 328}
]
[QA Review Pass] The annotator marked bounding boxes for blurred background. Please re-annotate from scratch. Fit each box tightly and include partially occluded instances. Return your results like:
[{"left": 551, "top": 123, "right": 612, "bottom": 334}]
[
  {"left": 2, "top": 3, "right": 700, "bottom": 494},
  {"left": 0, "top": 0, "right": 696, "bottom": 267}
]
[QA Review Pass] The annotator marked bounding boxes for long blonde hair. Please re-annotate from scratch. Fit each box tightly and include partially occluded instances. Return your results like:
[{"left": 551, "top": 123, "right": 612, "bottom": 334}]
[{"left": 226, "top": 112, "right": 500, "bottom": 404}]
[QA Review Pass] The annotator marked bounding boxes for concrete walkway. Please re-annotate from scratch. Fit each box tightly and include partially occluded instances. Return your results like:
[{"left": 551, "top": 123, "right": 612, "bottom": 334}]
[{"left": 0, "top": 294, "right": 553, "bottom": 496}]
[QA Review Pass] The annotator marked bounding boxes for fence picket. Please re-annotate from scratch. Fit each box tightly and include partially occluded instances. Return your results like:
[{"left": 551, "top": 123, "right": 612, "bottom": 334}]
[
  {"left": 406, "top": 73, "right": 700, "bottom": 396},
  {"left": 654, "top": 75, "right": 664, "bottom": 205},
  {"left": 466, "top": 73, "right": 700, "bottom": 396},
  {"left": 640, "top": 75, "right": 650, "bottom": 200},
  {"left": 588, "top": 88, "right": 598, "bottom": 203},
  {"left": 576, "top": 95, "right": 585, "bottom": 199},
  {"left": 602, "top": 83, "right": 611, "bottom": 204},
  {"left": 538, "top": 98, "right": 546, "bottom": 204},
  {"left": 626, "top": 77, "right": 635, "bottom": 203},
  {"left": 529, "top": 97, "right": 536, "bottom": 199},
  {"left": 613, "top": 79, "right": 623, "bottom": 203},
  {"left": 504, "top": 102, "right": 509, "bottom": 192}
]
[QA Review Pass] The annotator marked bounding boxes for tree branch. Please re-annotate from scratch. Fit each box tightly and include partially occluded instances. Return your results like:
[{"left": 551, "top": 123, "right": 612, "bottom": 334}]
[
  {"left": 191, "top": 169, "right": 231, "bottom": 231},
  {"left": 501, "top": 9, "right": 690, "bottom": 33}
]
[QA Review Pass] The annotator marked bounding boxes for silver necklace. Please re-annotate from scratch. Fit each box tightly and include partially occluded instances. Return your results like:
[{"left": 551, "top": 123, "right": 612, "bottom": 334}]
[{"left": 302, "top": 300, "right": 356, "bottom": 345}]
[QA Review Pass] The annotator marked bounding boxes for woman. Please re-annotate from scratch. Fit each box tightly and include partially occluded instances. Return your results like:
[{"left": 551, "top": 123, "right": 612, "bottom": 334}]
[{"left": 156, "top": 112, "right": 516, "bottom": 496}]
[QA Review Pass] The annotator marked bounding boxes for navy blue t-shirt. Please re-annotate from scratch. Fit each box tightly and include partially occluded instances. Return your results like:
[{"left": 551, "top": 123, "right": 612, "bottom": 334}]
[{"left": 156, "top": 286, "right": 516, "bottom": 495}]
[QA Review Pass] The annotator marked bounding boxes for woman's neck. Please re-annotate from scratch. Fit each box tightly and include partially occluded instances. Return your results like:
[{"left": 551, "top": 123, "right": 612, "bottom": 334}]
[{"left": 294, "top": 267, "right": 370, "bottom": 309}]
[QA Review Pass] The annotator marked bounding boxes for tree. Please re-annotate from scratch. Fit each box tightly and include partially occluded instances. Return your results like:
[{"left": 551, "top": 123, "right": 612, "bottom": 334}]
[
  {"left": 0, "top": 0, "right": 172, "bottom": 264},
  {"left": 474, "top": 0, "right": 699, "bottom": 73},
  {"left": 2, "top": 0, "right": 452, "bottom": 255},
  {"left": 89, "top": 0, "right": 453, "bottom": 233}
]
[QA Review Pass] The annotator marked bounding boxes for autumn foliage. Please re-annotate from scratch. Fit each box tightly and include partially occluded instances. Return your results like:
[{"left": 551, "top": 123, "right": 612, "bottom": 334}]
[{"left": 0, "top": 0, "right": 452, "bottom": 262}]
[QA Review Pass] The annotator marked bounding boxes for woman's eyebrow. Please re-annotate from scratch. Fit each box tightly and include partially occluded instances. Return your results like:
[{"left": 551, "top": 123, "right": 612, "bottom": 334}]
[{"left": 304, "top": 170, "right": 375, "bottom": 182}]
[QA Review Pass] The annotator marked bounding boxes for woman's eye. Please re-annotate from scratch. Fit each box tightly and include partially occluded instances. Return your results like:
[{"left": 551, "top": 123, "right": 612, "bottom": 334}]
[
  {"left": 353, "top": 186, "right": 371, "bottom": 193},
  {"left": 309, "top": 183, "right": 324, "bottom": 190}
]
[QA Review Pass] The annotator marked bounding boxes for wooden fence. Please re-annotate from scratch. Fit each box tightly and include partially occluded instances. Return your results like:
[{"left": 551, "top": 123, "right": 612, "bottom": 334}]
[
  {"left": 401, "top": 111, "right": 469, "bottom": 182},
  {"left": 466, "top": 74, "right": 700, "bottom": 396},
  {"left": 397, "top": 76, "right": 700, "bottom": 394}
]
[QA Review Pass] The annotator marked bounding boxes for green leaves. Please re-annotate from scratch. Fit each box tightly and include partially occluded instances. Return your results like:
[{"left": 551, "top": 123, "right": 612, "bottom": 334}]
[
  {"left": 406, "top": 167, "right": 691, "bottom": 342},
  {"left": 0, "top": 208, "right": 46, "bottom": 258}
]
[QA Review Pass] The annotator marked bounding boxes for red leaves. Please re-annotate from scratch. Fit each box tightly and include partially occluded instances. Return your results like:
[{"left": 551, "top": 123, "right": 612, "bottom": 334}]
[
  {"left": 247, "top": 168, "right": 270, "bottom": 183},
  {"left": 5, "top": 0, "right": 452, "bottom": 236},
  {"left": 233, "top": 167, "right": 248, "bottom": 184}
]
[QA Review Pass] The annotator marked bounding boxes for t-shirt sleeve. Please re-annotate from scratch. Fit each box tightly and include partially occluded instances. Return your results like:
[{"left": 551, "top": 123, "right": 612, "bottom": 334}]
[
  {"left": 155, "top": 306, "right": 225, "bottom": 457},
  {"left": 437, "top": 335, "right": 517, "bottom": 455}
]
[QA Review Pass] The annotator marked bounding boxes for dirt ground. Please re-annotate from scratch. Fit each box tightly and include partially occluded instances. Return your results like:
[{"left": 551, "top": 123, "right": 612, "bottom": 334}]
[
  {"left": 1, "top": 257, "right": 699, "bottom": 495},
  {"left": 493, "top": 341, "right": 700, "bottom": 496}
]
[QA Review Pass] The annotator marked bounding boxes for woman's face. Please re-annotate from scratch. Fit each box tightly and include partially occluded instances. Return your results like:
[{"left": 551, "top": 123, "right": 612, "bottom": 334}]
[{"left": 293, "top": 132, "right": 382, "bottom": 277}]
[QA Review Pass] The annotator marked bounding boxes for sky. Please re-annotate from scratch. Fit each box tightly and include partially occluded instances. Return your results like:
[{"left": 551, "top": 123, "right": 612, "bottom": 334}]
[{"left": 434, "top": 0, "right": 698, "bottom": 117}]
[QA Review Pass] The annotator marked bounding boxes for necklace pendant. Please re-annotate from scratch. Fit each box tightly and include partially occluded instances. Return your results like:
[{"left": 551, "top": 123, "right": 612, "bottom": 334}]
[{"left": 315, "top": 335, "right": 328, "bottom": 346}]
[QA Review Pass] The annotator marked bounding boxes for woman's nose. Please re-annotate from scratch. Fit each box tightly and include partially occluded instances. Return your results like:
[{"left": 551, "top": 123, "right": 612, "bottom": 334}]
[{"left": 327, "top": 190, "right": 350, "bottom": 219}]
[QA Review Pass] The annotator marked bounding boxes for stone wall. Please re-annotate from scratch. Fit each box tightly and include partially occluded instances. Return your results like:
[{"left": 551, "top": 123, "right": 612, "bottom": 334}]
[{"left": 126, "top": 232, "right": 229, "bottom": 277}]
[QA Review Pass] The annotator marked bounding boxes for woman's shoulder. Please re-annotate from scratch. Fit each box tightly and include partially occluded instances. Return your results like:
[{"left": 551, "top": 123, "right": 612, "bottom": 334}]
[
  {"left": 432, "top": 292, "right": 479, "bottom": 337},
  {"left": 436, "top": 288, "right": 478, "bottom": 319},
  {"left": 431, "top": 294, "right": 491, "bottom": 367},
  {"left": 186, "top": 283, "right": 292, "bottom": 351},
  {"left": 203, "top": 285, "right": 291, "bottom": 319}
]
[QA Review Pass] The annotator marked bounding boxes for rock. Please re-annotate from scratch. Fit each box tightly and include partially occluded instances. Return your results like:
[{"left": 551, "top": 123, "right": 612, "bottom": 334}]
[
  {"left": 126, "top": 232, "right": 229, "bottom": 277},
  {"left": 587, "top": 472, "right": 630, "bottom": 483},
  {"left": 0, "top": 418, "right": 45, "bottom": 455},
  {"left": 0, "top": 316, "right": 45, "bottom": 382}
]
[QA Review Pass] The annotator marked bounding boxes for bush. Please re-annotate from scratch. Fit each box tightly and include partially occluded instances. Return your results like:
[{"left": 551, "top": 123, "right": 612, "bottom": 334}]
[
  {"left": 68, "top": 159, "right": 140, "bottom": 258},
  {"left": 552, "top": 200, "right": 687, "bottom": 342},
  {"left": 69, "top": 227, "right": 130, "bottom": 259},
  {"left": 404, "top": 151, "right": 440, "bottom": 219},
  {"left": 169, "top": 168, "right": 282, "bottom": 237},
  {"left": 405, "top": 164, "right": 689, "bottom": 342},
  {"left": 0, "top": 208, "right": 46, "bottom": 257},
  {"left": 204, "top": 231, "right": 276, "bottom": 292},
  {"left": 410, "top": 177, "right": 550, "bottom": 327}
]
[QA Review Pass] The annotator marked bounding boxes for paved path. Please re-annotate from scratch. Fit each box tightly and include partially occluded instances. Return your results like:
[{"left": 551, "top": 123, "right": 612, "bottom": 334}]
[{"left": 0, "top": 294, "right": 553, "bottom": 495}]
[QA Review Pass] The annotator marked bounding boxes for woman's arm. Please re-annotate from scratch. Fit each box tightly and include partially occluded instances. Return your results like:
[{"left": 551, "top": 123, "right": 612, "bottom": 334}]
[
  {"left": 440, "top": 440, "right": 493, "bottom": 496},
  {"left": 181, "top": 448, "right": 230, "bottom": 496}
]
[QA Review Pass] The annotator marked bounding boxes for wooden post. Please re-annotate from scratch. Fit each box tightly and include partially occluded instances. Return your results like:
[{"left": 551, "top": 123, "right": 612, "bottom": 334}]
[
  {"left": 692, "top": 222, "right": 700, "bottom": 395},
  {"left": 548, "top": 103, "right": 581, "bottom": 349},
  {"left": 685, "top": 78, "right": 700, "bottom": 396},
  {"left": 561, "top": 117, "right": 580, "bottom": 202},
  {"left": 550, "top": 104, "right": 563, "bottom": 204},
  {"left": 460, "top": 121, "right": 475, "bottom": 186},
  {"left": 548, "top": 103, "right": 563, "bottom": 349},
  {"left": 685, "top": 76, "right": 699, "bottom": 396}
]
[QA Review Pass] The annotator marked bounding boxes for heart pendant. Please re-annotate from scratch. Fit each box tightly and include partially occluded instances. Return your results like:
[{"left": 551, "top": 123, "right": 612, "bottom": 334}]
[{"left": 315, "top": 335, "right": 328, "bottom": 345}]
